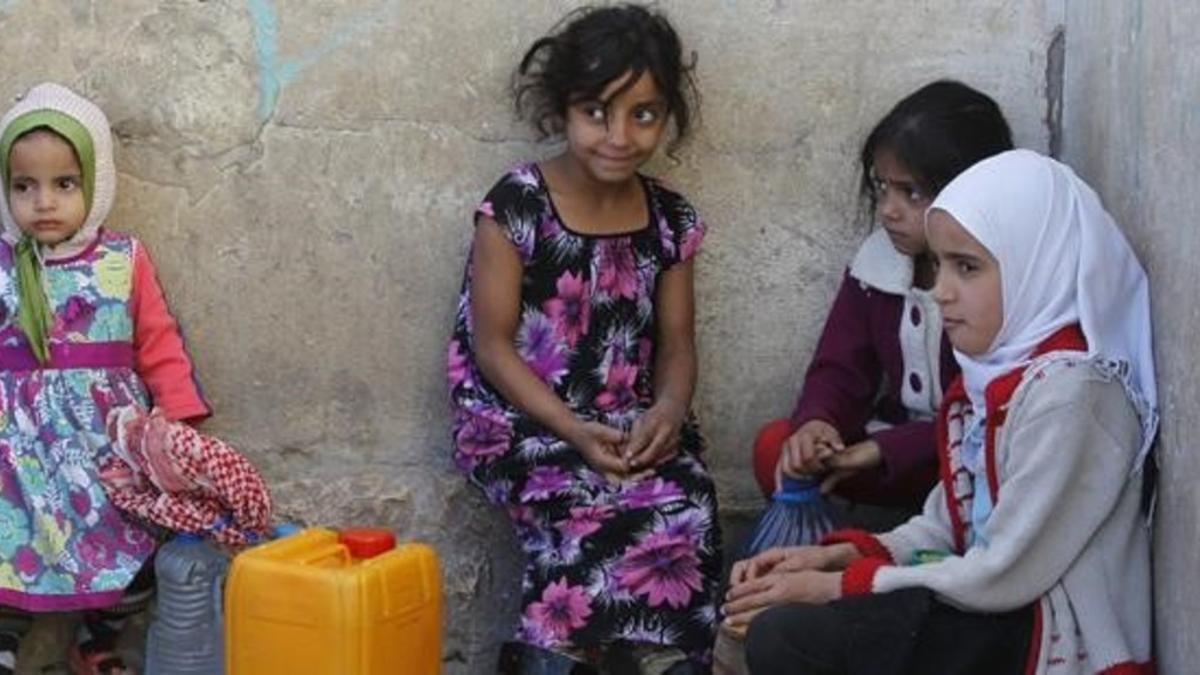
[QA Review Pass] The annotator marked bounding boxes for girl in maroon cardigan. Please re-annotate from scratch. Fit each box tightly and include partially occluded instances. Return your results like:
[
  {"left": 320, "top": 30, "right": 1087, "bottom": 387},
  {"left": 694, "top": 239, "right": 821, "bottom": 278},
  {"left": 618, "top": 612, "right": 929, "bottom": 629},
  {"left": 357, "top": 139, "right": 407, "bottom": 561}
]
[{"left": 753, "top": 81, "right": 1013, "bottom": 509}]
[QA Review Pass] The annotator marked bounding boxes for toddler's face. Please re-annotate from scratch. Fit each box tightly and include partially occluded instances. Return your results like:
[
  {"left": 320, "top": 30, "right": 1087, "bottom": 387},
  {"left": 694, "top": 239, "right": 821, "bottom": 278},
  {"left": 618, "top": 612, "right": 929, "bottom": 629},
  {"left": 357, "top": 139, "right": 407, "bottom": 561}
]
[
  {"left": 7, "top": 130, "right": 87, "bottom": 247},
  {"left": 927, "top": 208, "right": 1002, "bottom": 356}
]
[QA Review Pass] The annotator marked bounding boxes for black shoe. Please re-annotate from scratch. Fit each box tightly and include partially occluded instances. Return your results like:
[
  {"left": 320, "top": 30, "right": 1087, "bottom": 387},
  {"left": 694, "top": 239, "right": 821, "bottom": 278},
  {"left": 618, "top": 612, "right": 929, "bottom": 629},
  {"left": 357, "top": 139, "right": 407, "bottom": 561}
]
[
  {"left": 662, "top": 657, "right": 709, "bottom": 675},
  {"left": 598, "top": 641, "right": 640, "bottom": 675},
  {"left": 497, "top": 641, "right": 598, "bottom": 675}
]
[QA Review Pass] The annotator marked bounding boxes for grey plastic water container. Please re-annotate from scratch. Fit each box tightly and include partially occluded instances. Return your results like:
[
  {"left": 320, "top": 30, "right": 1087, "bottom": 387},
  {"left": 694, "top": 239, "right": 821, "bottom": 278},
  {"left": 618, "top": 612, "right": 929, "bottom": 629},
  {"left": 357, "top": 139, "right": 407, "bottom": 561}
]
[{"left": 144, "top": 533, "right": 228, "bottom": 675}]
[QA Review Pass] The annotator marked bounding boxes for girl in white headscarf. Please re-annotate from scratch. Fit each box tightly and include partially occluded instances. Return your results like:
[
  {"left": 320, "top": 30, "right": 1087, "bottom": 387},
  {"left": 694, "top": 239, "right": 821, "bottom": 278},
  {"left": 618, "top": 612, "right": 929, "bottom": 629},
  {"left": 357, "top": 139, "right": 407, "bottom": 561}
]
[{"left": 728, "top": 149, "right": 1156, "bottom": 675}]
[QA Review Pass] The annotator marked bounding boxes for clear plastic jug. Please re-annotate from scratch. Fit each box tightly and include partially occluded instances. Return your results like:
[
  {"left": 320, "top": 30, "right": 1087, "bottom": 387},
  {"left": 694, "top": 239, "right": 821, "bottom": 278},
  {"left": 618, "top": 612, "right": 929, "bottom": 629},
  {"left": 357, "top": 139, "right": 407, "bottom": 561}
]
[{"left": 145, "top": 533, "right": 228, "bottom": 675}]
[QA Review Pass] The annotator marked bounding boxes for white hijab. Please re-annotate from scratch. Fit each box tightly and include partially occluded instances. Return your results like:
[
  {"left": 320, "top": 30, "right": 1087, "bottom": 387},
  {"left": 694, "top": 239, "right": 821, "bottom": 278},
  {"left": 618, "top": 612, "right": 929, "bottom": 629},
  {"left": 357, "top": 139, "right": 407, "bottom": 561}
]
[{"left": 929, "top": 149, "right": 1158, "bottom": 463}]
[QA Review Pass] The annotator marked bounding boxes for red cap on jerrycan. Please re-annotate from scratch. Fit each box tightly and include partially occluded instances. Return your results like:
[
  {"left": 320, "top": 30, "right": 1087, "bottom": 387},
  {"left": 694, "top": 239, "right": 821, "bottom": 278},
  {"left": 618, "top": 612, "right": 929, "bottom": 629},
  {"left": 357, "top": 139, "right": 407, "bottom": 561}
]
[{"left": 338, "top": 528, "right": 396, "bottom": 559}]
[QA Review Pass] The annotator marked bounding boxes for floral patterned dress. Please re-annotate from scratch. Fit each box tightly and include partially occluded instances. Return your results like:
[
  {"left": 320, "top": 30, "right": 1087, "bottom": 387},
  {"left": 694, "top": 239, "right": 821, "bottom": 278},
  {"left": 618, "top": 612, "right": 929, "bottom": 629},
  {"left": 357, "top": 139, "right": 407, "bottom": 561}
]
[
  {"left": 448, "top": 165, "right": 721, "bottom": 660},
  {"left": 0, "top": 231, "right": 206, "bottom": 611}
]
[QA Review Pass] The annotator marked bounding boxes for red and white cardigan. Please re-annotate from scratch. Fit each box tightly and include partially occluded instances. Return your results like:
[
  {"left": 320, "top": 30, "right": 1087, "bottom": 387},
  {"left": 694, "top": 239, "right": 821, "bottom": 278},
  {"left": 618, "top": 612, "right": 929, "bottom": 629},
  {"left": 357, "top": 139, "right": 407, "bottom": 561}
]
[{"left": 824, "top": 326, "right": 1154, "bottom": 675}]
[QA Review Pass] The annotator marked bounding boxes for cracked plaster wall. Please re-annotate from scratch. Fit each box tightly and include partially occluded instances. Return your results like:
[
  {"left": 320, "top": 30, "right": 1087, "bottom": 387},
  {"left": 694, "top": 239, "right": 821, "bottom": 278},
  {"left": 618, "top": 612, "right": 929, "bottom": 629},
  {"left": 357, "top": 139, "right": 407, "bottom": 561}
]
[
  {"left": 1061, "top": 2, "right": 1200, "bottom": 673},
  {"left": 0, "top": 1, "right": 1062, "bottom": 671}
]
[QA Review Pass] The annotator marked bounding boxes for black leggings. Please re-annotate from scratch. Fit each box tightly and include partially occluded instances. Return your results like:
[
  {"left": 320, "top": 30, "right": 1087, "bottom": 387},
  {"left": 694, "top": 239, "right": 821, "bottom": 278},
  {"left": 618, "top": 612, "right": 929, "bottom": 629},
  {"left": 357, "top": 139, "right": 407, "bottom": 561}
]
[
  {"left": 744, "top": 588, "right": 1034, "bottom": 675},
  {"left": 0, "top": 559, "right": 155, "bottom": 655}
]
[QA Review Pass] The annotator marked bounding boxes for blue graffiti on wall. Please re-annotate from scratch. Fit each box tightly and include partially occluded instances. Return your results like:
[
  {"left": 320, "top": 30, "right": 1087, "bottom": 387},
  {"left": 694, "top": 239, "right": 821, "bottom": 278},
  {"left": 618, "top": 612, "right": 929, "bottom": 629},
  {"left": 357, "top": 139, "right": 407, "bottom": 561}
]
[{"left": 247, "top": 0, "right": 398, "bottom": 121}]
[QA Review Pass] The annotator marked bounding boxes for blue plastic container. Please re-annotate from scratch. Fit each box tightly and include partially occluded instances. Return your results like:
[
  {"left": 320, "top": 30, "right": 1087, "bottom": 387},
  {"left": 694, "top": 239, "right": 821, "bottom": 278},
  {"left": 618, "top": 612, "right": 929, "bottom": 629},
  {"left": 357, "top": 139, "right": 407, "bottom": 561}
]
[{"left": 739, "top": 476, "right": 843, "bottom": 559}]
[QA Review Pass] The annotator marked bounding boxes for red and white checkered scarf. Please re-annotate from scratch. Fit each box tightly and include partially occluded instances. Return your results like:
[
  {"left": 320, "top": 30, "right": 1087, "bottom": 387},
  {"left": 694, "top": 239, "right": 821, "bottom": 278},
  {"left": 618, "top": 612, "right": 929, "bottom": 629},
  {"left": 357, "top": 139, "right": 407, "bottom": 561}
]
[{"left": 98, "top": 405, "right": 272, "bottom": 546}]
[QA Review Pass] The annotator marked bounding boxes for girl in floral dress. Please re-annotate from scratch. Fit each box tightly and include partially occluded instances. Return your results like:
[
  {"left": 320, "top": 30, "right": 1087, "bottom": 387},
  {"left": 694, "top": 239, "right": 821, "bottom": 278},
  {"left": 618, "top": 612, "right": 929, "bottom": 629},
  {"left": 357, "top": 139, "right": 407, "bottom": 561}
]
[
  {"left": 0, "top": 83, "right": 209, "bottom": 674},
  {"left": 447, "top": 5, "right": 719, "bottom": 672}
]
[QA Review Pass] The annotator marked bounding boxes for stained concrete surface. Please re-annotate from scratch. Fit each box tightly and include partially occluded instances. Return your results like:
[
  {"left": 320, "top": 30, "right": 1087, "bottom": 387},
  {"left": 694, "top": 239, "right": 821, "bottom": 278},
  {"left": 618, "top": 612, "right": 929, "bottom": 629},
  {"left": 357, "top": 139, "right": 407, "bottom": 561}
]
[
  {"left": 1061, "top": 3, "right": 1200, "bottom": 673},
  {"left": 1, "top": 1, "right": 1154, "bottom": 672}
]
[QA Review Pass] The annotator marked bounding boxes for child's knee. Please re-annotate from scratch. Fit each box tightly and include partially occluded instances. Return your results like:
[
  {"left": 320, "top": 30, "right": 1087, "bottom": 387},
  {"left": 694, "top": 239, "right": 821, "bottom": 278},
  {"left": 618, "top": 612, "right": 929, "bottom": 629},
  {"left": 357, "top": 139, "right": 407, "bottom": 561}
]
[{"left": 745, "top": 603, "right": 841, "bottom": 675}]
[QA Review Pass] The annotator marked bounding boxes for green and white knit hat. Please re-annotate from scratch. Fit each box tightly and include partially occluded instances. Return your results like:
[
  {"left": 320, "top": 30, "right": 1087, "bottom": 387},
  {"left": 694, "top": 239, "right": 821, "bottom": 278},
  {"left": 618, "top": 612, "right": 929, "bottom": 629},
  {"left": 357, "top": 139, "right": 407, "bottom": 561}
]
[{"left": 0, "top": 82, "right": 115, "bottom": 261}]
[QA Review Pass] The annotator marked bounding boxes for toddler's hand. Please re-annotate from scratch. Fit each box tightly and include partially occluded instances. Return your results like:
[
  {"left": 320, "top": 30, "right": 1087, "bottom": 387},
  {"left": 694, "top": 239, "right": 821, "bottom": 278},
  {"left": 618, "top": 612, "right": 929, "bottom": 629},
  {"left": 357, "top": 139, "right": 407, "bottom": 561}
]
[{"left": 778, "top": 420, "right": 844, "bottom": 485}]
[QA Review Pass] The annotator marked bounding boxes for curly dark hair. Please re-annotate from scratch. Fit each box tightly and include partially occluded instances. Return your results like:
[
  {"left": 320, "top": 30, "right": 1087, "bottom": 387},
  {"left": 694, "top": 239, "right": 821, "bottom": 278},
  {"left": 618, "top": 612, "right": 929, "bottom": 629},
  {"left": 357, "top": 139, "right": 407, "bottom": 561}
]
[
  {"left": 514, "top": 4, "right": 699, "bottom": 155},
  {"left": 860, "top": 80, "right": 1014, "bottom": 211}
]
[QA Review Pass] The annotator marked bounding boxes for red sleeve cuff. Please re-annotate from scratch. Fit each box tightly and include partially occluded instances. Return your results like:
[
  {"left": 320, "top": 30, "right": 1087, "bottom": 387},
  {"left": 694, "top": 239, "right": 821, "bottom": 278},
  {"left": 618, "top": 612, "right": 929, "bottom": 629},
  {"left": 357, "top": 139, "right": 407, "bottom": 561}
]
[
  {"left": 821, "top": 528, "right": 894, "bottom": 563},
  {"left": 841, "top": 557, "right": 886, "bottom": 596}
]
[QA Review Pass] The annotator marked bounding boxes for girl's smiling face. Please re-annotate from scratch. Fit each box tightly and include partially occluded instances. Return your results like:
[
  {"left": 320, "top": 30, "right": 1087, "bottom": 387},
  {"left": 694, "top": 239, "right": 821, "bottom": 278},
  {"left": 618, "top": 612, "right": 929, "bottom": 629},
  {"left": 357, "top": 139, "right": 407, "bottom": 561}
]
[
  {"left": 7, "top": 129, "right": 87, "bottom": 246},
  {"left": 927, "top": 208, "right": 1003, "bottom": 356},
  {"left": 562, "top": 70, "right": 669, "bottom": 184}
]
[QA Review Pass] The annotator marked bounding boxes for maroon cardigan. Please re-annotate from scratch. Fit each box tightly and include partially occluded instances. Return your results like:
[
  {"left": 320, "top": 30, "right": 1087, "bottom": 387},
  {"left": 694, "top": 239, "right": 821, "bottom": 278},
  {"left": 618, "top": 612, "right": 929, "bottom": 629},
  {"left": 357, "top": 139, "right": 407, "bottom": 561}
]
[{"left": 791, "top": 269, "right": 959, "bottom": 508}]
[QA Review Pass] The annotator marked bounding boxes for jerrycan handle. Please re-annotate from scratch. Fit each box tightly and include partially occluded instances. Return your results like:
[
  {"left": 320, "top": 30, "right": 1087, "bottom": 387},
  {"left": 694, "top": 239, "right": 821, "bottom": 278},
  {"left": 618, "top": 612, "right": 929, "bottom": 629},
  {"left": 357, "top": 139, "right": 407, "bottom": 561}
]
[{"left": 296, "top": 545, "right": 352, "bottom": 567}]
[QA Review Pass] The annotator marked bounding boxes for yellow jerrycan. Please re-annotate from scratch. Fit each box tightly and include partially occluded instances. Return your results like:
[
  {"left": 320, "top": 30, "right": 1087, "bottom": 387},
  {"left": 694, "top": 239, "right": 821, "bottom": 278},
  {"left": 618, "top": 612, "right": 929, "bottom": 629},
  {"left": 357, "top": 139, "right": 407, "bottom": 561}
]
[{"left": 225, "top": 527, "right": 442, "bottom": 674}]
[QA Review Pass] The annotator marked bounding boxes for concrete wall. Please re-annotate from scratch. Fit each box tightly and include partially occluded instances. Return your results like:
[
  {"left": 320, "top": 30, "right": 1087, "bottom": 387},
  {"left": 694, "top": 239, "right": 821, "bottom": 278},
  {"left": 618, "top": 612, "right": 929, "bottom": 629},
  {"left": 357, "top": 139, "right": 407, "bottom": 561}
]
[
  {"left": 0, "top": 1, "right": 1062, "bottom": 671},
  {"left": 1061, "top": 3, "right": 1200, "bottom": 673}
]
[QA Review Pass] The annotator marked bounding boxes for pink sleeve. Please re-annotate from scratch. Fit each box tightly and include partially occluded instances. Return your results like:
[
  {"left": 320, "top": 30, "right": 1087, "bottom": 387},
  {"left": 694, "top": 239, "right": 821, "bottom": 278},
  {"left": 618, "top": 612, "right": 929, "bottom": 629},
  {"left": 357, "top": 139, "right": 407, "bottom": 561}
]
[{"left": 130, "top": 242, "right": 211, "bottom": 422}]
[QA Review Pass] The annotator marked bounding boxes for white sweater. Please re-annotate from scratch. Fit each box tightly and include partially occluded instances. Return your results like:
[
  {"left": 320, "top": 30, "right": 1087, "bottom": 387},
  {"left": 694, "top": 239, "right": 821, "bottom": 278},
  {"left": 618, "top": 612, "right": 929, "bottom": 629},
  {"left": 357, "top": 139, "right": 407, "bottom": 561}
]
[{"left": 841, "top": 356, "right": 1152, "bottom": 674}]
